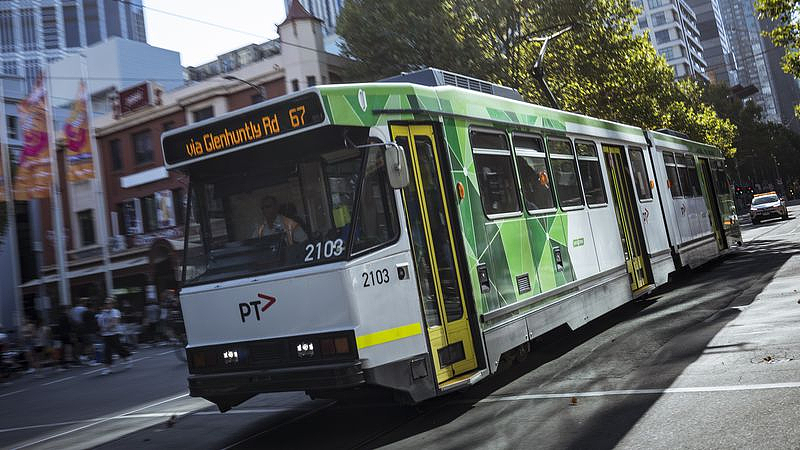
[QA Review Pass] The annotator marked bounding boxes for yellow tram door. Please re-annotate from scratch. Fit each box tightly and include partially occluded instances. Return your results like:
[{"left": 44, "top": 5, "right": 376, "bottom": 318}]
[
  {"left": 602, "top": 145, "right": 650, "bottom": 292},
  {"left": 698, "top": 158, "right": 727, "bottom": 250},
  {"left": 390, "top": 124, "right": 478, "bottom": 385}
]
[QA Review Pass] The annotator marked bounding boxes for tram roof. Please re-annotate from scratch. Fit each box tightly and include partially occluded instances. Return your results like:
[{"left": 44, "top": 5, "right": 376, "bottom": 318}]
[{"left": 161, "top": 82, "right": 724, "bottom": 170}]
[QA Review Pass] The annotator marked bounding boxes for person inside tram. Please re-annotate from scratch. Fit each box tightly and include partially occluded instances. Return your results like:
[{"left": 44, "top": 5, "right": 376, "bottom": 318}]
[{"left": 252, "top": 195, "right": 308, "bottom": 245}]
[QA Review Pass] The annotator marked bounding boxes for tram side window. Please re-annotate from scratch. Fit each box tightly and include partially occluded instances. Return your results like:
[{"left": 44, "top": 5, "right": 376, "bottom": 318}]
[
  {"left": 628, "top": 147, "right": 653, "bottom": 201},
  {"left": 675, "top": 154, "right": 694, "bottom": 198},
  {"left": 575, "top": 141, "right": 607, "bottom": 206},
  {"left": 547, "top": 138, "right": 584, "bottom": 208},
  {"left": 663, "top": 152, "right": 683, "bottom": 197},
  {"left": 352, "top": 145, "right": 399, "bottom": 254},
  {"left": 513, "top": 134, "right": 556, "bottom": 212},
  {"left": 470, "top": 130, "right": 521, "bottom": 216},
  {"left": 713, "top": 161, "right": 729, "bottom": 195},
  {"left": 685, "top": 156, "right": 702, "bottom": 197}
]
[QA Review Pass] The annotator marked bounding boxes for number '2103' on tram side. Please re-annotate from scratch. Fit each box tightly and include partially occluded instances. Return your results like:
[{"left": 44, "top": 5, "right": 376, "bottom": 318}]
[{"left": 161, "top": 69, "right": 741, "bottom": 412}]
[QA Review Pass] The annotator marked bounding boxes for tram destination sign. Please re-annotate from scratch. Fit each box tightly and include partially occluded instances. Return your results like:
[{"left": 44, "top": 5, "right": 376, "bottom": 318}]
[{"left": 162, "top": 93, "right": 326, "bottom": 166}]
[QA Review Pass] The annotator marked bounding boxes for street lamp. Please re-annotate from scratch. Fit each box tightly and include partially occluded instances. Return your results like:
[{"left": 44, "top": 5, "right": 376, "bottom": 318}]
[{"left": 223, "top": 75, "right": 267, "bottom": 102}]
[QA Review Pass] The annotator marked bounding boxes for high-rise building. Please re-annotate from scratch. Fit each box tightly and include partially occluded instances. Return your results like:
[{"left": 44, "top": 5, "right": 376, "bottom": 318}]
[
  {"left": 284, "top": 0, "right": 344, "bottom": 54},
  {"left": 760, "top": 18, "right": 800, "bottom": 131},
  {"left": 0, "top": 0, "right": 147, "bottom": 91},
  {"left": 717, "top": 0, "right": 781, "bottom": 122},
  {"left": 684, "top": 0, "right": 738, "bottom": 86},
  {"left": 633, "top": 0, "right": 710, "bottom": 81}
]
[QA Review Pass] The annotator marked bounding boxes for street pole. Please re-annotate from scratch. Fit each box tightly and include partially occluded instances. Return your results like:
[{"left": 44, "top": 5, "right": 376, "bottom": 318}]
[
  {"left": 223, "top": 75, "right": 267, "bottom": 101},
  {"left": 81, "top": 54, "right": 114, "bottom": 296},
  {"left": 44, "top": 68, "right": 70, "bottom": 308},
  {"left": 0, "top": 79, "right": 24, "bottom": 333}
]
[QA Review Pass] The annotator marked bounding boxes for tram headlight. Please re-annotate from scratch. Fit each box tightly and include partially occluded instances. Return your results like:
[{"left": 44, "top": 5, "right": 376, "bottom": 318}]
[{"left": 296, "top": 341, "right": 315, "bottom": 358}]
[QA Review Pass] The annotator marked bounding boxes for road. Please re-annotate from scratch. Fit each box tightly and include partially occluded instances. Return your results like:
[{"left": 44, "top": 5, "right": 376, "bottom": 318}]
[{"left": 2, "top": 205, "right": 800, "bottom": 449}]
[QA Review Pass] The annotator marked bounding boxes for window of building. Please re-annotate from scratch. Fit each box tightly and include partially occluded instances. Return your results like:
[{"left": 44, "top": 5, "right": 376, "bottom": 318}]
[
  {"left": 20, "top": 9, "right": 37, "bottom": 51},
  {"left": 132, "top": 130, "right": 153, "bottom": 165},
  {"left": 2, "top": 60, "right": 17, "bottom": 75},
  {"left": 172, "top": 189, "right": 185, "bottom": 226},
  {"left": 638, "top": 17, "right": 648, "bottom": 29},
  {"left": 6, "top": 115, "right": 17, "bottom": 140},
  {"left": 547, "top": 138, "right": 584, "bottom": 208},
  {"left": 651, "top": 11, "right": 667, "bottom": 26},
  {"left": 654, "top": 29, "right": 671, "bottom": 44},
  {"left": 648, "top": 0, "right": 665, "bottom": 7},
  {"left": 63, "top": 5, "right": 81, "bottom": 47},
  {"left": 78, "top": 210, "right": 96, "bottom": 246},
  {"left": 121, "top": 199, "right": 143, "bottom": 235},
  {"left": 141, "top": 195, "right": 158, "bottom": 232},
  {"left": 663, "top": 152, "right": 683, "bottom": 197},
  {"left": 192, "top": 106, "right": 214, "bottom": 122},
  {"left": 104, "top": 0, "right": 122, "bottom": 37},
  {"left": 660, "top": 47, "right": 675, "bottom": 61},
  {"left": 306, "top": 75, "right": 317, "bottom": 87},
  {"left": 83, "top": 0, "right": 101, "bottom": 45},
  {"left": 109, "top": 139, "right": 123, "bottom": 171},
  {"left": 129, "top": 7, "right": 146, "bottom": 42},
  {"left": 628, "top": 147, "right": 653, "bottom": 200},
  {"left": 41, "top": 7, "right": 59, "bottom": 49},
  {"left": 470, "top": 129, "right": 520, "bottom": 217},
  {"left": 291, "top": 79, "right": 299, "bottom": 92},
  {"left": 23, "top": 59, "right": 41, "bottom": 92},
  {"left": 513, "top": 134, "right": 555, "bottom": 212},
  {"left": 0, "top": 10, "right": 14, "bottom": 53},
  {"left": 575, "top": 141, "right": 607, "bottom": 206}
]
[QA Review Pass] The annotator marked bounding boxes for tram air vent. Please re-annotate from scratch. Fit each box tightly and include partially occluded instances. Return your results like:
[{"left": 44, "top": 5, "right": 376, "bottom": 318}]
[
  {"left": 380, "top": 68, "right": 523, "bottom": 101},
  {"left": 516, "top": 274, "right": 531, "bottom": 294}
]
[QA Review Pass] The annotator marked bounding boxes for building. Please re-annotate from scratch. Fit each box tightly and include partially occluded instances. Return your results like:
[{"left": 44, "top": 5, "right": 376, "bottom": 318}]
[
  {"left": 684, "top": 0, "right": 738, "bottom": 86},
  {"left": 760, "top": 18, "right": 800, "bottom": 132},
  {"left": 633, "top": 0, "right": 710, "bottom": 81},
  {"left": 87, "top": 1, "right": 347, "bottom": 316},
  {"left": 0, "top": 0, "right": 147, "bottom": 91},
  {"left": 717, "top": 0, "right": 781, "bottom": 122},
  {"left": 284, "top": 0, "right": 344, "bottom": 54}
]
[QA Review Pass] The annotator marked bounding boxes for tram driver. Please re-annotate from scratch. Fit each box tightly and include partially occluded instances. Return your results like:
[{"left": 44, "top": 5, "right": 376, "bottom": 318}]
[{"left": 252, "top": 195, "right": 308, "bottom": 245}]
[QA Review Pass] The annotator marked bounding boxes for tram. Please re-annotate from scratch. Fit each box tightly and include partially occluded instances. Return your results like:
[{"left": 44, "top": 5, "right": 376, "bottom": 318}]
[{"left": 161, "top": 69, "right": 741, "bottom": 412}]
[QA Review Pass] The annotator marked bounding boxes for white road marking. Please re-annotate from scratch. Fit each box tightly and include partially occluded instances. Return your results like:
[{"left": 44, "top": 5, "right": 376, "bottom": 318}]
[
  {"left": 195, "top": 407, "right": 315, "bottom": 415},
  {"left": 0, "top": 420, "right": 93, "bottom": 434},
  {"left": 219, "top": 402, "right": 335, "bottom": 450},
  {"left": 157, "top": 349, "right": 176, "bottom": 356},
  {"left": 41, "top": 376, "right": 75, "bottom": 386},
  {"left": 82, "top": 356, "right": 151, "bottom": 375},
  {"left": 475, "top": 381, "right": 800, "bottom": 404},
  {"left": 0, "top": 388, "right": 27, "bottom": 399},
  {"left": 11, "top": 392, "right": 190, "bottom": 449}
]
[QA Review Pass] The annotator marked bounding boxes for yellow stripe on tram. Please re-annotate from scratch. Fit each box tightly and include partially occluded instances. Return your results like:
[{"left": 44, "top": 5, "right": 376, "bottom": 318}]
[{"left": 356, "top": 323, "right": 423, "bottom": 349}]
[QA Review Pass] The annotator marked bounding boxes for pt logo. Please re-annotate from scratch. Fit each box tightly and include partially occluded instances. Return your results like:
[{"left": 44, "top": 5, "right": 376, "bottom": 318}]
[
  {"left": 239, "top": 293, "right": 277, "bottom": 323},
  {"left": 642, "top": 207, "right": 650, "bottom": 223}
]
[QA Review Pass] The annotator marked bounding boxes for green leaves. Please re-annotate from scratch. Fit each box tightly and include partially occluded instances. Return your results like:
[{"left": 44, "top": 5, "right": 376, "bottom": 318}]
[{"left": 338, "top": 0, "right": 734, "bottom": 153}]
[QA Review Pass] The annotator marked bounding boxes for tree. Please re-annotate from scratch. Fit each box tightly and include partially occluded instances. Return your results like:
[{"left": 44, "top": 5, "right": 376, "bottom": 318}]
[
  {"left": 756, "top": 0, "right": 800, "bottom": 116},
  {"left": 338, "top": 0, "right": 735, "bottom": 154}
]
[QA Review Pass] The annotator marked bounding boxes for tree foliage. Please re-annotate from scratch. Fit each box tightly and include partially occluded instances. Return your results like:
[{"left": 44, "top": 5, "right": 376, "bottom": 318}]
[
  {"left": 338, "top": 0, "right": 735, "bottom": 154},
  {"left": 756, "top": 0, "right": 800, "bottom": 117}
]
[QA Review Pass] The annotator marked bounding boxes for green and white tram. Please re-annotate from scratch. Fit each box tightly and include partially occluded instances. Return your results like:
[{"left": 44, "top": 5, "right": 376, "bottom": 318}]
[{"left": 161, "top": 69, "right": 741, "bottom": 412}]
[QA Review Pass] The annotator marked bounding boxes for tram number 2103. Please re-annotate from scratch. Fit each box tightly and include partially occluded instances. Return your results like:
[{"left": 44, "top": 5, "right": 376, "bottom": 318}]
[
  {"left": 305, "top": 239, "right": 344, "bottom": 262},
  {"left": 362, "top": 268, "right": 390, "bottom": 287}
]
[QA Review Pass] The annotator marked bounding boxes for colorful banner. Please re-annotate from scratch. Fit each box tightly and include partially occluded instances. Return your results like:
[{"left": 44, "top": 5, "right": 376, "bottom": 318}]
[
  {"left": 13, "top": 77, "right": 51, "bottom": 200},
  {"left": 64, "top": 81, "right": 94, "bottom": 183}
]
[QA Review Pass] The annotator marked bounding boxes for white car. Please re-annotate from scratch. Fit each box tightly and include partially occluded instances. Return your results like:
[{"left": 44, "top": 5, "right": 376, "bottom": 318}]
[{"left": 750, "top": 192, "right": 788, "bottom": 224}]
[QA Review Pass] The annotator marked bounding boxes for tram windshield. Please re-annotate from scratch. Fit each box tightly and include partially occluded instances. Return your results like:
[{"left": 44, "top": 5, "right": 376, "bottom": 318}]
[{"left": 181, "top": 132, "right": 399, "bottom": 285}]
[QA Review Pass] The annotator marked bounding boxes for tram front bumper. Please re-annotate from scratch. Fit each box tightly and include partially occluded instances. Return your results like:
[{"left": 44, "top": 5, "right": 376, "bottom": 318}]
[{"left": 188, "top": 360, "right": 365, "bottom": 398}]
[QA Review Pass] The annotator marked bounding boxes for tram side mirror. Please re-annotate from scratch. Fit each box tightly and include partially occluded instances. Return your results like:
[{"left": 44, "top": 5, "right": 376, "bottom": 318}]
[{"left": 385, "top": 142, "right": 410, "bottom": 189}]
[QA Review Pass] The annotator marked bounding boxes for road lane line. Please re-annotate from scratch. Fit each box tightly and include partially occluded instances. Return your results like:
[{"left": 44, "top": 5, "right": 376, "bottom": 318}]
[
  {"left": 82, "top": 356, "right": 151, "bottom": 375},
  {"left": 219, "top": 401, "right": 335, "bottom": 450},
  {"left": 0, "top": 420, "right": 93, "bottom": 434},
  {"left": 0, "top": 388, "right": 27, "bottom": 399},
  {"left": 474, "top": 381, "right": 800, "bottom": 404},
  {"left": 11, "top": 392, "right": 189, "bottom": 449},
  {"left": 41, "top": 376, "right": 75, "bottom": 386},
  {"left": 195, "top": 407, "right": 315, "bottom": 415},
  {"left": 157, "top": 349, "right": 176, "bottom": 356}
]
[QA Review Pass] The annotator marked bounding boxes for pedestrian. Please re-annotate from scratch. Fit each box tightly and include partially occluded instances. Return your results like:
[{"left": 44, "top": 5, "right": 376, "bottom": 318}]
[
  {"left": 144, "top": 300, "right": 161, "bottom": 344},
  {"left": 31, "top": 318, "right": 51, "bottom": 378},
  {"left": 21, "top": 318, "right": 37, "bottom": 375},
  {"left": 82, "top": 301, "right": 101, "bottom": 365},
  {"left": 55, "top": 306, "right": 74, "bottom": 371},
  {"left": 97, "top": 297, "right": 132, "bottom": 375},
  {"left": 71, "top": 298, "right": 89, "bottom": 363}
]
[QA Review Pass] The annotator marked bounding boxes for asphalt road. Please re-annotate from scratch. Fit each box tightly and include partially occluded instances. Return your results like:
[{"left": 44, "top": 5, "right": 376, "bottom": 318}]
[{"left": 2, "top": 206, "right": 800, "bottom": 450}]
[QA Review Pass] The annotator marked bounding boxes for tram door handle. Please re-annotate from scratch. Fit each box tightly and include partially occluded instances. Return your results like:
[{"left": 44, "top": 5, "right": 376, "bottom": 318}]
[{"left": 477, "top": 264, "right": 490, "bottom": 293}]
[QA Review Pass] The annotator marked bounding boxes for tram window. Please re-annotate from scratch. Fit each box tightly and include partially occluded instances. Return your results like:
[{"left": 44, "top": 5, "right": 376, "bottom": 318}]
[
  {"left": 575, "top": 141, "right": 607, "bottom": 206},
  {"left": 685, "top": 156, "right": 702, "bottom": 197},
  {"left": 546, "top": 138, "right": 584, "bottom": 208},
  {"left": 471, "top": 130, "right": 521, "bottom": 216},
  {"left": 663, "top": 152, "right": 683, "bottom": 197},
  {"left": 514, "top": 134, "right": 555, "bottom": 212},
  {"left": 675, "top": 154, "right": 693, "bottom": 198},
  {"left": 628, "top": 147, "right": 653, "bottom": 201},
  {"left": 352, "top": 143, "right": 399, "bottom": 254}
]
